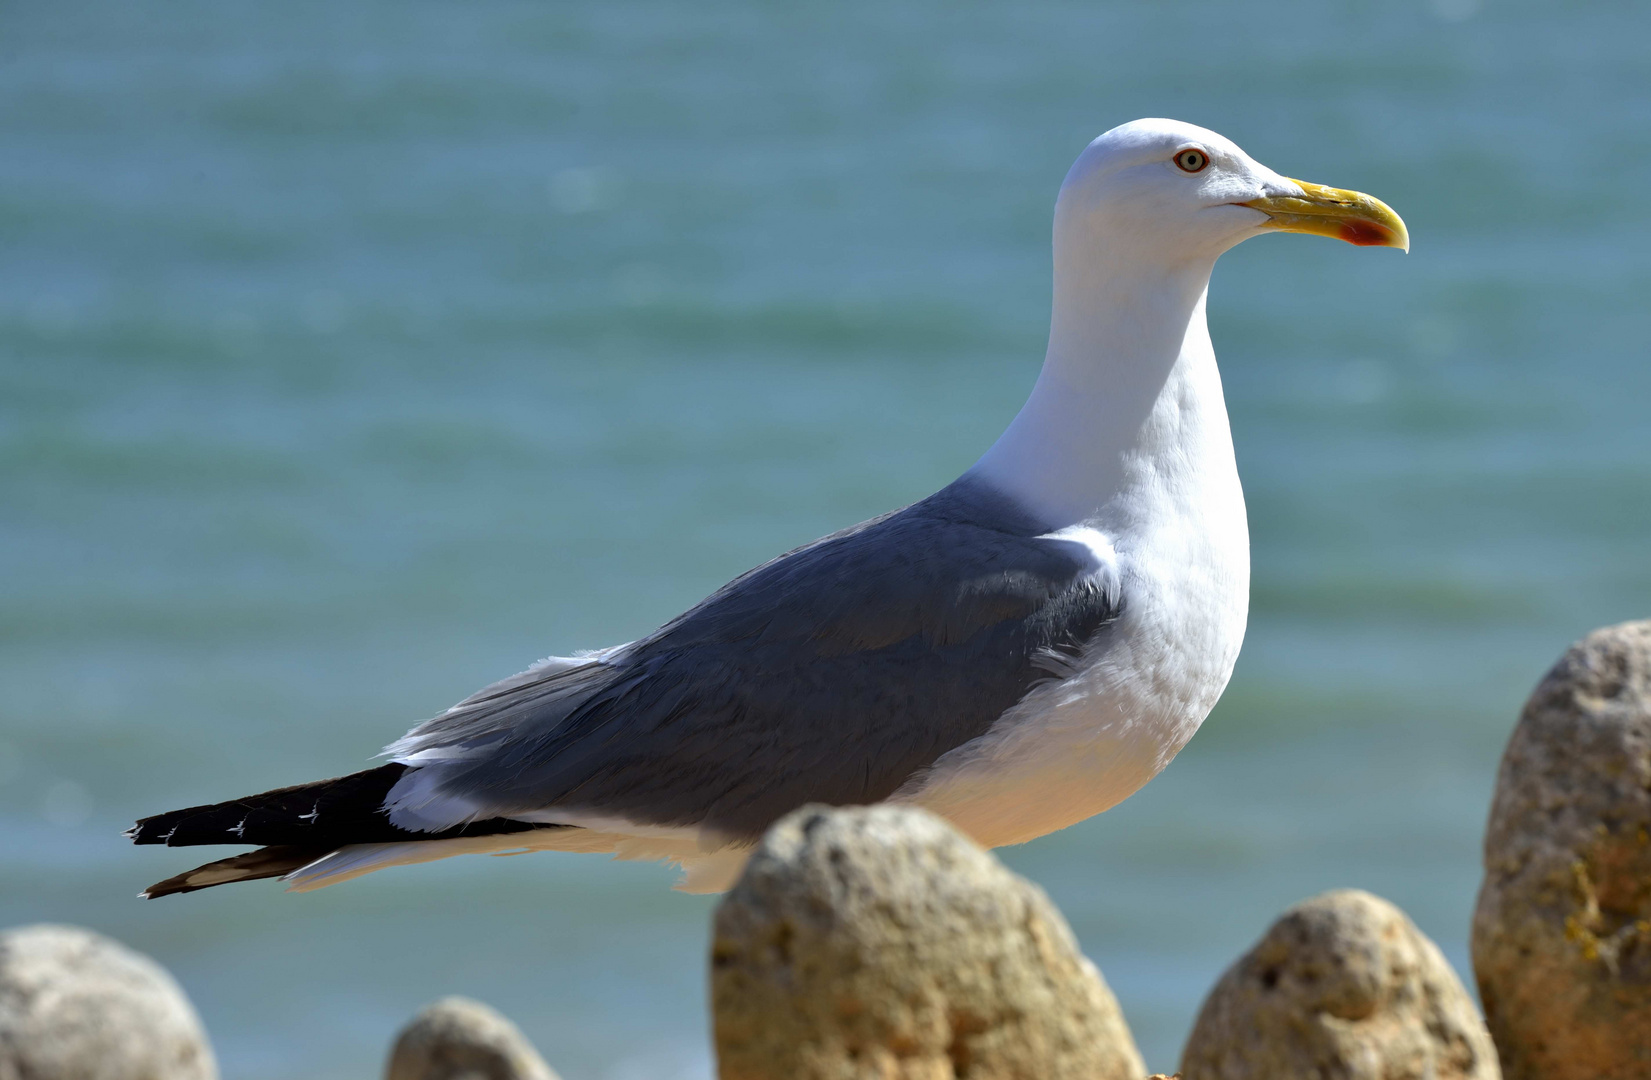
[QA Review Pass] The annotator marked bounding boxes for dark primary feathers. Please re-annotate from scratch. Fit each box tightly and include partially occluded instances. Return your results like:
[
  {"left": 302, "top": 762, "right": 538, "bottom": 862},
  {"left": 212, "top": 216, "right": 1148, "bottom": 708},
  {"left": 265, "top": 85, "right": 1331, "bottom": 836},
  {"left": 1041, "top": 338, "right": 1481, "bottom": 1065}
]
[
  {"left": 130, "top": 477, "right": 1121, "bottom": 895},
  {"left": 127, "top": 764, "right": 559, "bottom": 897},
  {"left": 126, "top": 764, "right": 548, "bottom": 848}
]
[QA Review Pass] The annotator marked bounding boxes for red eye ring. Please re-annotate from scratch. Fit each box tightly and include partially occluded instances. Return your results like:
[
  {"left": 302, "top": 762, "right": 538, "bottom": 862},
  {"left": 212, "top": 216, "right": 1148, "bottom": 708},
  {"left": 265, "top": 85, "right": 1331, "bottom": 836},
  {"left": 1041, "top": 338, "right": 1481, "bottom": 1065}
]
[{"left": 1174, "top": 148, "right": 1209, "bottom": 173}]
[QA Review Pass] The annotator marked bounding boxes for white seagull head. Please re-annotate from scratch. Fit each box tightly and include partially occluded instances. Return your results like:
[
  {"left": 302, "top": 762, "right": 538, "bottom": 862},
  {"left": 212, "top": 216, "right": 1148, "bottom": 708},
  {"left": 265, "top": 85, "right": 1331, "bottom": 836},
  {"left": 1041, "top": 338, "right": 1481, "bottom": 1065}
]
[{"left": 1054, "top": 118, "right": 1408, "bottom": 269}]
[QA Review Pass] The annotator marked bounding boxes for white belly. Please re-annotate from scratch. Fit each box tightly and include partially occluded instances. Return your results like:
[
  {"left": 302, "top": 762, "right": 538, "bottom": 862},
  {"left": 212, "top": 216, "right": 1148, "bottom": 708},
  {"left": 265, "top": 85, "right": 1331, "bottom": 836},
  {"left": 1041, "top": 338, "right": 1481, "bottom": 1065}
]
[{"left": 898, "top": 514, "right": 1248, "bottom": 848}]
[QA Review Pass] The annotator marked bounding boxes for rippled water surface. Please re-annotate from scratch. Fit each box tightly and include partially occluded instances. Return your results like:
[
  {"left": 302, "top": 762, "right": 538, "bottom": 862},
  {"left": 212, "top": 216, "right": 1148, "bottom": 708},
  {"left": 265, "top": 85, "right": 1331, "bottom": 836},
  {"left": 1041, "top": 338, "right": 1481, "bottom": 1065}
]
[{"left": 3, "top": 2, "right": 1649, "bottom": 1076}]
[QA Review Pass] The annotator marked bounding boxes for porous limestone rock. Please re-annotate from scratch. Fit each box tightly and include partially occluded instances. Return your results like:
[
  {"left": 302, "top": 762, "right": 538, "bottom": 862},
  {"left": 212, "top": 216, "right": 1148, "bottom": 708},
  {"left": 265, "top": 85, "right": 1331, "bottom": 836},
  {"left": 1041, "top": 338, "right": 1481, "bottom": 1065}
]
[
  {"left": 1472, "top": 619, "right": 1651, "bottom": 1080},
  {"left": 386, "top": 997, "right": 559, "bottom": 1080},
  {"left": 711, "top": 804, "right": 1145, "bottom": 1080},
  {"left": 1180, "top": 889, "right": 1497, "bottom": 1080},
  {"left": 0, "top": 923, "right": 217, "bottom": 1080}
]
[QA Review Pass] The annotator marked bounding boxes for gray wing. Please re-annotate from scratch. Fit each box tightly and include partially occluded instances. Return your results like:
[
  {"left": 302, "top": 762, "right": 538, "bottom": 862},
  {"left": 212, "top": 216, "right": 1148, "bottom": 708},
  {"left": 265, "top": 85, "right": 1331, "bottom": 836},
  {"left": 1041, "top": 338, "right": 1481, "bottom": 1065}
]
[{"left": 392, "top": 477, "right": 1121, "bottom": 840}]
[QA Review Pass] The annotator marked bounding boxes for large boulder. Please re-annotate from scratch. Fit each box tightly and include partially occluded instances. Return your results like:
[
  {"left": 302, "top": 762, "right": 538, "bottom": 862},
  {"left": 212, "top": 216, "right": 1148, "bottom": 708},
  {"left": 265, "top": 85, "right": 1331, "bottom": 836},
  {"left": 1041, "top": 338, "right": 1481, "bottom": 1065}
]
[
  {"left": 386, "top": 997, "right": 559, "bottom": 1080},
  {"left": 1472, "top": 620, "right": 1651, "bottom": 1080},
  {"left": 0, "top": 923, "right": 217, "bottom": 1080},
  {"left": 1181, "top": 889, "right": 1497, "bottom": 1079},
  {"left": 710, "top": 804, "right": 1144, "bottom": 1080}
]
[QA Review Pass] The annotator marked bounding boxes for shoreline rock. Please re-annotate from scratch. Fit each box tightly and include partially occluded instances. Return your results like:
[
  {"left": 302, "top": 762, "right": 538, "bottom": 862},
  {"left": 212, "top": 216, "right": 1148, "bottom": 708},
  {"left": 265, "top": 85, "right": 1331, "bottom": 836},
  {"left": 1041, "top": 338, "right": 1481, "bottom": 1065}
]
[
  {"left": 385, "top": 996, "right": 560, "bottom": 1080},
  {"left": 711, "top": 803, "right": 1145, "bottom": 1080},
  {"left": 0, "top": 923, "right": 218, "bottom": 1080},
  {"left": 1181, "top": 889, "right": 1498, "bottom": 1079},
  {"left": 1472, "top": 619, "right": 1651, "bottom": 1080}
]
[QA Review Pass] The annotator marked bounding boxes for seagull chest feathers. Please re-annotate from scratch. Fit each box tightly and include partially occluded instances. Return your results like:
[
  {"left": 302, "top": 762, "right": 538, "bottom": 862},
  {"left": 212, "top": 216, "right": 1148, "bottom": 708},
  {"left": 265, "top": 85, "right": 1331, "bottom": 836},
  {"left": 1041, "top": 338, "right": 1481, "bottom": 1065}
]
[
  {"left": 914, "top": 288, "right": 1253, "bottom": 849},
  {"left": 128, "top": 118, "right": 1407, "bottom": 898}
]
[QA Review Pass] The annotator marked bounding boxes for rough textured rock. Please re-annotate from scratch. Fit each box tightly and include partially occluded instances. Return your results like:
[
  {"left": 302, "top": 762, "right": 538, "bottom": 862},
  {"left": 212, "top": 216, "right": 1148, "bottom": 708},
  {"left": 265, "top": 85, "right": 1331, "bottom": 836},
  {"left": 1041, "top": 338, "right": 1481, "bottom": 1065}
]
[
  {"left": 386, "top": 997, "right": 559, "bottom": 1080},
  {"left": 0, "top": 923, "right": 217, "bottom": 1080},
  {"left": 1472, "top": 619, "right": 1651, "bottom": 1080},
  {"left": 711, "top": 804, "right": 1145, "bottom": 1080},
  {"left": 1181, "top": 889, "right": 1497, "bottom": 1080}
]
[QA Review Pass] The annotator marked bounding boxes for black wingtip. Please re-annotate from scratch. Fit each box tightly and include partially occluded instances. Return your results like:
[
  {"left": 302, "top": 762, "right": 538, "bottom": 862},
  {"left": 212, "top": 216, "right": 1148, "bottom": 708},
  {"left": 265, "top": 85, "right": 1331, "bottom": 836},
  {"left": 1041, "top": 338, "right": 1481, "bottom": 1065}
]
[
  {"left": 131, "top": 763, "right": 558, "bottom": 897},
  {"left": 127, "top": 764, "right": 410, "bottom": 848}
]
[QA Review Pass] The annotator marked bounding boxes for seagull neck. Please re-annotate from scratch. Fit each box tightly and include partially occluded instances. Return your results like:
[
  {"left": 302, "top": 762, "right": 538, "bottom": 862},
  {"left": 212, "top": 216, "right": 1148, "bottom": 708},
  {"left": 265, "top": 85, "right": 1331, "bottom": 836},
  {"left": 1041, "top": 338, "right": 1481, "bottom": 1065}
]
[{"left": 969, "top": 256, "right": 1218, "bottom": 530}]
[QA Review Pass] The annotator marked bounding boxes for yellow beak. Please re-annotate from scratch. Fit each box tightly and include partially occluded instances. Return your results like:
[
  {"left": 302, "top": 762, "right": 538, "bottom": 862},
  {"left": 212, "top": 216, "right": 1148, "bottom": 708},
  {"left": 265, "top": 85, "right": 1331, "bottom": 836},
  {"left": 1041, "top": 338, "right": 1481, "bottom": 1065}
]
[{"left": 1243, "top": 180, "right": 1409, "bottom": 252}]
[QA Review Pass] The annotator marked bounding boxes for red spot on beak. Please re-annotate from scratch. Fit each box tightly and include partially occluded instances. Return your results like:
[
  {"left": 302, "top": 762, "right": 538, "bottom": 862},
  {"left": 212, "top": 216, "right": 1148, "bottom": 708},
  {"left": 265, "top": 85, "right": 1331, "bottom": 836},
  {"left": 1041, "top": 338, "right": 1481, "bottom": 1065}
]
[{"left": 1339, "top": 219, "right": 1395, "bottom": 247}]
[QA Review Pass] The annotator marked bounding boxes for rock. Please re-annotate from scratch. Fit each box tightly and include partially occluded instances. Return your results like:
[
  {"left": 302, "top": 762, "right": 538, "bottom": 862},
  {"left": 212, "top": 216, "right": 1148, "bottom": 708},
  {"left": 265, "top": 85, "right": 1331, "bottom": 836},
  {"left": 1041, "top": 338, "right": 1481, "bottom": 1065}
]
[
  {"left": 0, "top": 923, "right": 217, "bottom": 1080},
  {"left": 1472, "top": 619, "right": 1651, "bottom": 1080},
  {"left": 710, "top": 804, "right": 1145, "bottom": 1080},
  {"left": 1180, "top": 889, "right": 1497, "bottom": 1080},
  {"left": 386, "top": 996, "right": 559, "bottom": 1080}
]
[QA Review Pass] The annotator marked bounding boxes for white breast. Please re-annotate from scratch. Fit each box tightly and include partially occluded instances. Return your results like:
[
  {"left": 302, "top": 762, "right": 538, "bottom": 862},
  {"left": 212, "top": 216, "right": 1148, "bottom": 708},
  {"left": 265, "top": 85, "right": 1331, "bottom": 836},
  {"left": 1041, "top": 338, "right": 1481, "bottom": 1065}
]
[{"left": 898, "top": 331, "right": 1250, "bottom": 850}]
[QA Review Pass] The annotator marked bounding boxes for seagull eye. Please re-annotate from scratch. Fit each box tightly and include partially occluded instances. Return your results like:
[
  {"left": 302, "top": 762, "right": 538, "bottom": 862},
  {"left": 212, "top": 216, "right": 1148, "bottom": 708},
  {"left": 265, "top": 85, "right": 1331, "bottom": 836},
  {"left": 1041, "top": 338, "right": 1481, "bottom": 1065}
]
[{"left": 1174, "top": 149, "right": 1209, "bottom": 173}]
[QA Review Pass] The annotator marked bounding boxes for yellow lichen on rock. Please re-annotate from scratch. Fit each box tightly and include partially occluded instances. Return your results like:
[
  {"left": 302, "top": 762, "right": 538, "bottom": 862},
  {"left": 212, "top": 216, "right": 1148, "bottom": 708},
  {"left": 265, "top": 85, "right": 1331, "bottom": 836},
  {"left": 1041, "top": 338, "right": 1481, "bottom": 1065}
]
[{"left": 1472, "top": 619, "right": 1651, "bottom": 1080}]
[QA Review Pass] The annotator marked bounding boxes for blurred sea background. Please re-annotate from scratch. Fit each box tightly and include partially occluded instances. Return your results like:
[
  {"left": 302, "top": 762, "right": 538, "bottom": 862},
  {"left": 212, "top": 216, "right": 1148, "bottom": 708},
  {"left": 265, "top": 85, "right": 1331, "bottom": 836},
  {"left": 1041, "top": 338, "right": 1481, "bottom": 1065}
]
[{"left": 3, "top": 0, "right": 1649, "bottom": 1076}]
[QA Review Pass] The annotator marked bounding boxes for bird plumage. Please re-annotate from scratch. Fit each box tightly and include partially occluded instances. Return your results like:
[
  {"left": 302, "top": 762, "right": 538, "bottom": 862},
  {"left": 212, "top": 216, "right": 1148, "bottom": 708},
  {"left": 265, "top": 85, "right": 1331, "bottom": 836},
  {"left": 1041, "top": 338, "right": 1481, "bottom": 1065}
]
[{"left": 131, "top": 118, "right": 1406, "bottom": 897}]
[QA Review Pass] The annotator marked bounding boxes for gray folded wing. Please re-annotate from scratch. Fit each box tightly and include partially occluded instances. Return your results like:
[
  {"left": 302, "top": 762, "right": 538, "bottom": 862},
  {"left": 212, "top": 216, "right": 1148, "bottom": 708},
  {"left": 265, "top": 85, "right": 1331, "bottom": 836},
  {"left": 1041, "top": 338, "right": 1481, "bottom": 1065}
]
[{"left": 390, "top": 477, "right": 1121, "bottom": 840}]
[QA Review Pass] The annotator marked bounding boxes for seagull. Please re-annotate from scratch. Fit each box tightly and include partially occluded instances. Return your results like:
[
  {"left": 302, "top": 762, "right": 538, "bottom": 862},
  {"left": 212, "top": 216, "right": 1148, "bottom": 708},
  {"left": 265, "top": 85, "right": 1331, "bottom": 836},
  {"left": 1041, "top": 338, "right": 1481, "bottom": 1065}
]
[{"left": 129, "top": 119, "right": 1406, "bottom": 898}]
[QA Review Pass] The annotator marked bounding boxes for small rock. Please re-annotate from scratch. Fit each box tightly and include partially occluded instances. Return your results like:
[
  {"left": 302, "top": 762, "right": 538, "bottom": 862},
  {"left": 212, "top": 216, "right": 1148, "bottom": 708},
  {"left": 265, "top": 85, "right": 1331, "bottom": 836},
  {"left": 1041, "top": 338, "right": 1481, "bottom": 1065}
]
[
  {"left": 1180, "top": 889, "right": 1497, "bottom": 1079},
  {"left": 1472, "top": 619, "right": 1651, "bottom": 1080},
  {"left": 711, "top": 804, "right": 1145, "bottom": 1080},
  {"left": 386, "top": 996, "right": 559, "bottom": 1080},
  {"left": 0, "top": 923, "right": 217, "bottom": 1080}
]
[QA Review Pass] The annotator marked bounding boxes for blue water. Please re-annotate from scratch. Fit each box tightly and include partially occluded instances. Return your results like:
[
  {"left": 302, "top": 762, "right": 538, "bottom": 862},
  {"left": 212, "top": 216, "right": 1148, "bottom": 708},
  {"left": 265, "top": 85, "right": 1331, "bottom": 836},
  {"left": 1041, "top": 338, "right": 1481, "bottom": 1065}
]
[{"left": 3, "top": 2, "right": 1649, "bottom": 1076}]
